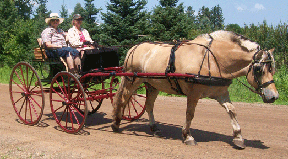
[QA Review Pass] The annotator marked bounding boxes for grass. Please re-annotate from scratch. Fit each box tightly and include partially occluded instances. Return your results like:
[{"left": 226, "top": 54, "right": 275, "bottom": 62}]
[
  {"left": 229, "top": 66, "right": 288, "bottom": 105},
  {"left": 2, "top": 65, "right": 287, "bottom": 105}
]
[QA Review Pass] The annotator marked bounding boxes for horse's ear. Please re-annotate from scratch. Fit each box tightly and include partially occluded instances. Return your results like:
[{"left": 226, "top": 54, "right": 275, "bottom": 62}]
[{"left": 269, "top": 48, "right": 275, "bottom": 53}]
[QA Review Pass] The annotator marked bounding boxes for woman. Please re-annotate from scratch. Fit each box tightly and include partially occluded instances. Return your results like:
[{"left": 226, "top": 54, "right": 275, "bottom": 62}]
[
  {"left": 41, "top": 13, "right": 81, "bottom": 76},
  {"left": 67, "top": 14, "right": 95, "bottom": 58}
]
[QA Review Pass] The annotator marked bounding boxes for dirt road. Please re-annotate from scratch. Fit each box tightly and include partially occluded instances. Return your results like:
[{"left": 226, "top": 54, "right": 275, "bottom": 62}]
[{"left": 1, "top": 83, "right": 287, "bottom": 158}]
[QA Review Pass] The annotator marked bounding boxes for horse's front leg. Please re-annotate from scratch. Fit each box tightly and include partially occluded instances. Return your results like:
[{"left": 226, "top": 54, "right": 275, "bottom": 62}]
[
  {"left": 216, "top": 91, "right": 245, "bottom": 149},
  {"left": 182, "top": 94, "right": 199, "bottom": 145}
]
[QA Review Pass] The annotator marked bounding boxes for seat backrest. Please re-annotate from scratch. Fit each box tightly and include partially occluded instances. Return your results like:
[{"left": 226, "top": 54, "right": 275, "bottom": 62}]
[
  {"left": 33, "top": 38, "right": 47, "bottom": 61},
  {"left": 37, "top": 38, "right": 44, "bottom": 48}
]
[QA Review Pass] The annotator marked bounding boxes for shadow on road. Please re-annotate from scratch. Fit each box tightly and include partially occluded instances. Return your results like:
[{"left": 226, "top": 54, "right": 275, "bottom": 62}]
[
  {"left": 121, "top": 120, "right": 269, "bottom": 150},
  {"left": 39, "top": 111, "right": 269, "bottom": 150}
]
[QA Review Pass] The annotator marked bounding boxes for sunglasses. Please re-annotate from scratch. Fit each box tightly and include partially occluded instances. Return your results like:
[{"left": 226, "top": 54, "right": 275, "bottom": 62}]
[{"left": 51, "top": 19, "right": 60, "bottom": 22}]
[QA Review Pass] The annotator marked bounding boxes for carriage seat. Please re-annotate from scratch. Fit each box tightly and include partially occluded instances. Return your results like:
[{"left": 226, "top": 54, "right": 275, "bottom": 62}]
[{"left": 33, "top": 38, "right": 68, "bottom": 72}]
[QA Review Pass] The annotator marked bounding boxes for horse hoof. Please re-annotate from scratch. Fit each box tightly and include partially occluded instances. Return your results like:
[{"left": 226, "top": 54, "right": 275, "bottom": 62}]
[
  {"left": 233, "top": 138, "right": 246, "bottom": 149},
  {"left": 111, "top": 124, "right": 119, "bottom": 132},
  {"left": 184, "top": 137, "right": 197, "bottom": 146}
]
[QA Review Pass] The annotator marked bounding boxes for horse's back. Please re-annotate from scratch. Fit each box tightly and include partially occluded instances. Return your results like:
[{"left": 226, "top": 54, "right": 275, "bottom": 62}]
[{"left": 124, "top": 42, "right": 173, "bottom": 73}]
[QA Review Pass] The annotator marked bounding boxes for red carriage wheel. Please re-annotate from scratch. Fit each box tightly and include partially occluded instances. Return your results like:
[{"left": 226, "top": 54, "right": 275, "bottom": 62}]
[
  {"left": 9, "top": 62, "right": 45, "bottom": 125},
  {"left": 49, "top": 72, "right": 88, "bottom": 134},
  {"left": 122, "top": 84, "right": 147, "bottom": 121}
]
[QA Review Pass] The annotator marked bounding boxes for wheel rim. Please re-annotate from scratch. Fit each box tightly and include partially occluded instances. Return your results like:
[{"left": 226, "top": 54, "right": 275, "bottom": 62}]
[
  {"left": 50, "top": 72, "right": 87, "bottom": 134},
  {"left": 9, "top": 62, "right": 45, "bottom": 125},
  {"left": 122, "top": 85, "right": 146, "bottom": 121}
]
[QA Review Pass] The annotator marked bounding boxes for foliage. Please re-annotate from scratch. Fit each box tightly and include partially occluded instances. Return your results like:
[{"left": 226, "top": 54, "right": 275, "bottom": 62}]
[
  {"left": 59, "top": 4, "right": 72, "bottom": 31},
  {"left": 150, "top": 0, "right": 191, "bottom": 41},
  {"left": 229, "top": 67, "right": 288, "bottom": 105},
  {"left": 225, "top": 24, "right": 242, "bottom": 34},
  {"left": 14, "top": 0, "right": 35, "bottom": 20},
  {"left": 100, "top": 0, "right": 148, "bottom": 61}
]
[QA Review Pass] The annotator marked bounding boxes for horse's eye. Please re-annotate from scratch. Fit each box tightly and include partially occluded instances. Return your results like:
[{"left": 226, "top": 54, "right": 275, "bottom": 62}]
[
  {"left": 254, "top": 65, "right": 263, "bottom": 76},
  {"left": 267, "top": 63, "right": 273, "bottom": 72}
]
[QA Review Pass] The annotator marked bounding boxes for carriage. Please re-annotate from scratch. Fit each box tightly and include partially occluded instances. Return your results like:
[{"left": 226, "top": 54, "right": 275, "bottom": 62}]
[
  {"left": 9, "top": 30, "right": 278, "bottom": 149},
  {"left": 9, "top": 42, "right": 149, "bottom": 134}
]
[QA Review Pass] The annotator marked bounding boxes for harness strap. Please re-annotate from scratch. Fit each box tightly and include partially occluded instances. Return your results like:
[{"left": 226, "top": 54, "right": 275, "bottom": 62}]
[
  {"left": 198, "top": 34, "right": 214, "bottom": 76},
  {"left": 165, "top": 41, "right": 185, "bottom": 95},
  {"left": 165, "top": 41, "right": 182, "bottom": 74}
]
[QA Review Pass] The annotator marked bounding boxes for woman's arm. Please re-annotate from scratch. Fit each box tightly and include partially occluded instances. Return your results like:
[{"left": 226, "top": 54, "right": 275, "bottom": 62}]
[
  {"left": 83, "top": 29, "right": 93, "bottom": 43},
  {"left": 44, "top": 41, "right": 62, "bottom": 49}
]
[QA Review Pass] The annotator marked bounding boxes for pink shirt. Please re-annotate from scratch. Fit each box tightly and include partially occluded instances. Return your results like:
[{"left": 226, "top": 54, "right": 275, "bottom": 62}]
[
  {"left": 79, "top": 32, "right": 87, "bottom": 47},
  {"left": 79, "top": 32, "right": 85, "bottom": 42}
]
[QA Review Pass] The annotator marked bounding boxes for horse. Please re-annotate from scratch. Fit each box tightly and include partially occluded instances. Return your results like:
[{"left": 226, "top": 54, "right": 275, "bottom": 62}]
[{"left": 111, "top": 30, "right": 279, "bottom": 149}]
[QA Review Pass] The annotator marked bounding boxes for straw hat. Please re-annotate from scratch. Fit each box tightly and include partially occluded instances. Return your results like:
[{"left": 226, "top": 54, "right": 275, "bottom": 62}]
[{"left": 45, "top": 13, "right": 64, "bottom": 24}]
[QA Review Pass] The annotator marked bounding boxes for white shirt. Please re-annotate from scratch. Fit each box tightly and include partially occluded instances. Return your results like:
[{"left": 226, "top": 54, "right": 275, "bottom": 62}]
[{"left": 67, "top": 26, "right": 93, "bottom": 48}]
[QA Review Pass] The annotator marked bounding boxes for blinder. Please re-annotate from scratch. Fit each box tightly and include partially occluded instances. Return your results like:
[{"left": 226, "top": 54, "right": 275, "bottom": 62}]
[{"left": 248, "top": 50, "right": 275, "bottom": 93}]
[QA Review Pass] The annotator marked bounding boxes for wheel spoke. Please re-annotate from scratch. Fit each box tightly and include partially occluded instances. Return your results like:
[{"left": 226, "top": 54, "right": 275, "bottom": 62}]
[
  {"left": 12, "top": 95, "right": 25, "bottom": 105},
  {"left": 11, "top": 79, "right": 26, "bottom": 92},
  {"left": 19, "top": 65, "right": 27, "bottom": 90},
  {"left": 69, "top": 106, "right": 81, "bottom": 126},
  {"left": 18, "top": 97, "right": 26, "bottom": 115},
  {"left": 55, "top": 80, "right": 67, "bottom": 99},
  {"left": 51, "top": 87, "right": 66, "bottom": 101},
  {"left": 28, "top": 95, "right": 42, "bottom": 110}
]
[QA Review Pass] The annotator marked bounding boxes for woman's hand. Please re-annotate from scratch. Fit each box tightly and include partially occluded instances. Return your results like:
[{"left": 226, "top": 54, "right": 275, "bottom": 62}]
[{"left": 83, "top": 41, "right": 91, "bottom": 45}]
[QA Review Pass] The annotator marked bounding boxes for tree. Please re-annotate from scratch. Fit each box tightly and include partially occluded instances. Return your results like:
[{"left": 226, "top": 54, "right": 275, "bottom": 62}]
[
  {"left": 59, "top": 4, "right": 71, "bottom": 31},
  {"left": 196, "top": 6, "right": 212, "bottom": 32},
  {"left": 14, "top": 0, "right": 35, "bottom": 20},
  {"left": 33, "top": 0, "right": 51, "bottom": 32},
  {"left": 196, "top": 5, "right": 224, "bottom": 32},
  {"left": 100, "top": 0, "right": 148, "bottom": 64},
  {"left": 101, "top": 0, "right": 148, "bottom": 45},
  {"left": 210, "top": 5, "right": 224, "bottom": 30},
  {"left": 159, "top": 0, "right": 178, "bottom": 7},
  {"left": 60, "top": 4, "right": 68, "bottom": 18},
  {"left": 226, "top": 24, "right": 242, "bottom": 34},
  {"left": 34, "top": 0, "right": 50, "bottom": 20},
  {"left": 0, "top": 0, "right": 18, "bottom": 65},
  {"left": 82, "top": 0, "right": 101, "bottom": 40},
  {"left": 83, "top": 0, "right": 100, "bottom": 25},
  {"left": 186, "top": 6, "right": 196, "bottom": 22},
  {"left": 150, "top": 0, "right": 189, "bottom": 41}
]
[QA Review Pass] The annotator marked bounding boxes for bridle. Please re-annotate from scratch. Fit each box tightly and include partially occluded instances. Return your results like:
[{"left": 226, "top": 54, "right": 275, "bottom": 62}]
[{"left": 247, "top": 49, "right": 275, "bottom": 94}]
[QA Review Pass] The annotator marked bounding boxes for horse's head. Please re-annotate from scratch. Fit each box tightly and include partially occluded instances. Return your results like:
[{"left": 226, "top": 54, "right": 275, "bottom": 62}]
[{"left": 246, "top": 48, "right": 279, "bottom": 103}]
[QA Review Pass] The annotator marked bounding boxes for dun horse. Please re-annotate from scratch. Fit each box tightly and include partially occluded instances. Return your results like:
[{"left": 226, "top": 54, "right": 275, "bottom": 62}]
[{"left": 111, "top": 30, "right": 279, "bottom": 148}]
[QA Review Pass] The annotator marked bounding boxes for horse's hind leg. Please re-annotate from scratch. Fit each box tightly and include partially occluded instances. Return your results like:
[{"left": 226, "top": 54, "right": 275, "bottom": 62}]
[
  {"left": 144, "top": 83, "right": 160, "bottom": 136},
  {"left": 111, "top": 76, "right": 143, "bottom": 132},
  {"left": 216, "top": 92, "right": 245, "bottom": 149}
]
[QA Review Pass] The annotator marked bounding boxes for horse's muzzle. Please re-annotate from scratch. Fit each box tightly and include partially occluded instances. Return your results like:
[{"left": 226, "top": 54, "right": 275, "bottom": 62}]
[{"left": 261, "top": 88, "right": 279, "bottom": 103}]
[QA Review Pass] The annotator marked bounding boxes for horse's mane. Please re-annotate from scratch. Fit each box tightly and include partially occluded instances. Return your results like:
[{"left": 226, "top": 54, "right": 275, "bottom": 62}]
[{"left": 195, "top": 30, "right": 259, "bottom": 51}]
